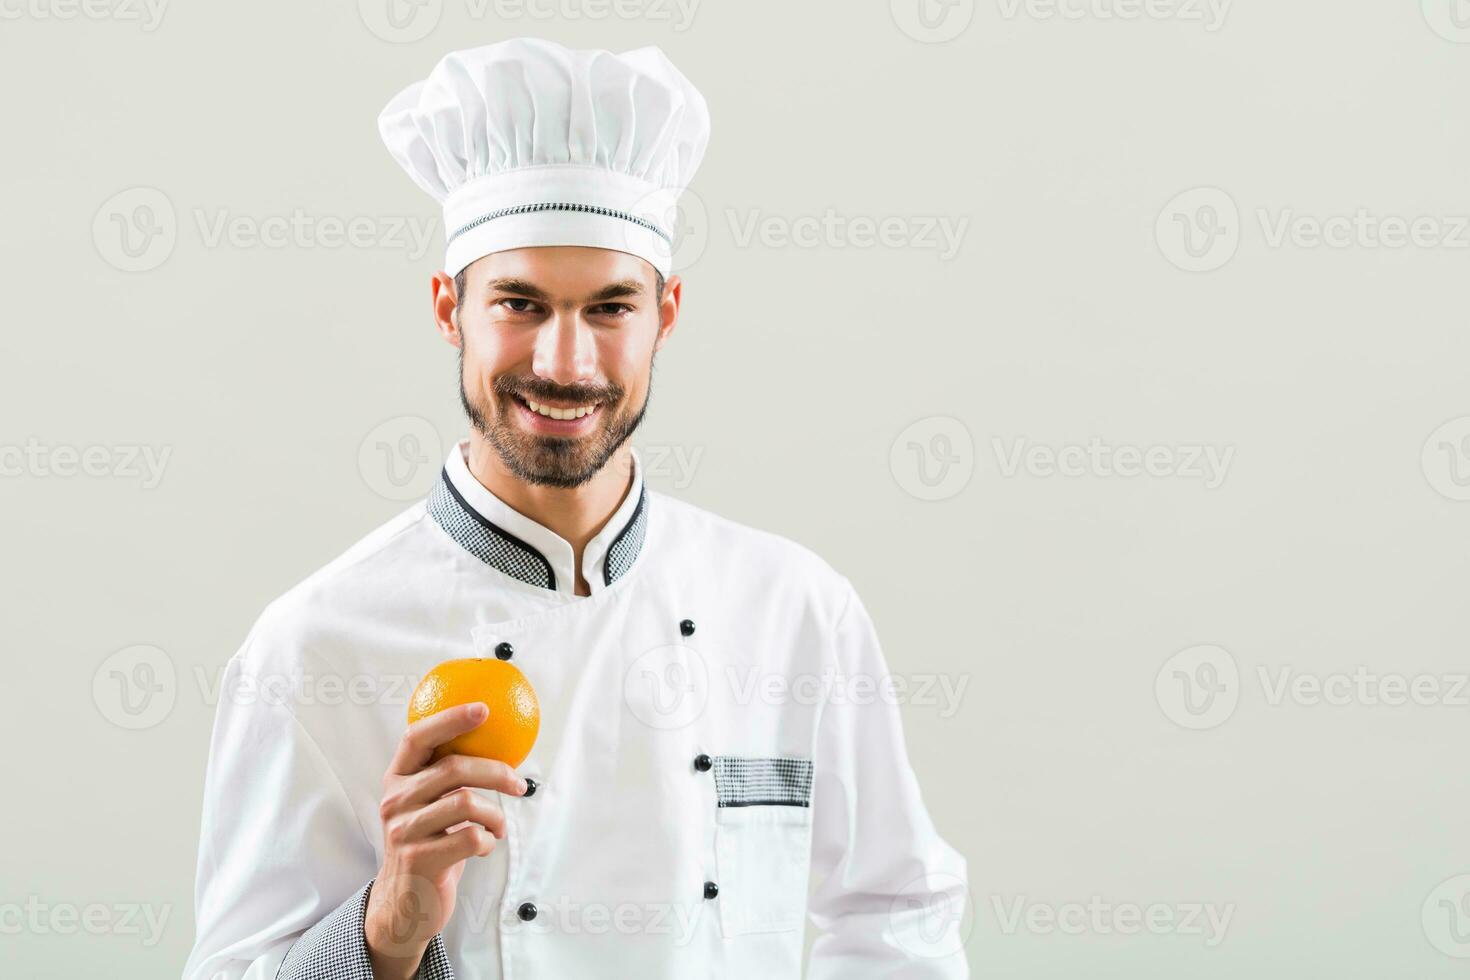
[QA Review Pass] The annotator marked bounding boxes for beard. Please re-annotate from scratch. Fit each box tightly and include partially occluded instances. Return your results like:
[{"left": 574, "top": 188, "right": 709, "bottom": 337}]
[{"left": 459, "top": 347, "right": 652, "bottom": 489}]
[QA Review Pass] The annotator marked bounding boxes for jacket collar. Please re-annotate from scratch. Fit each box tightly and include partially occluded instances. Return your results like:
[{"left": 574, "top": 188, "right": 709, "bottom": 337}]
[{"left": 428, "top": 439, "right": 649, "bottom": 595}]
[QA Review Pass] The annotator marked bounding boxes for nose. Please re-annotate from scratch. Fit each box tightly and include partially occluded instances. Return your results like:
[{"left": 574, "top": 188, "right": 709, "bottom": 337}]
[{"left": 531, "top": 310, "right": 596, "bottom": 386}]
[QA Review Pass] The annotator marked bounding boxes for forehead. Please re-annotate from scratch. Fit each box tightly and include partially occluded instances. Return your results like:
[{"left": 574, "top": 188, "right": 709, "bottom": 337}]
[{"left": 463, "top": 246, "right": 656, "bottom": 297}]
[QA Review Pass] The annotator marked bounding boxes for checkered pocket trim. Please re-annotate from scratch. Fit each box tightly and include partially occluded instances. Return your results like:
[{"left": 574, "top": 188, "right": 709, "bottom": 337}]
[{"left": 711, "top": 756, "right": 814, "bottom": 808}]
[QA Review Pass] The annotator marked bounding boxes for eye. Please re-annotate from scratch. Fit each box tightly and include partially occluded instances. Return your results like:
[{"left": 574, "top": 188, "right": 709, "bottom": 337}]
[
  {"left": 589, "top": 303, "right": 634, "bottom": 317},
  {"left": 497, "top": 297, "right": 540, "bottom": 315}
]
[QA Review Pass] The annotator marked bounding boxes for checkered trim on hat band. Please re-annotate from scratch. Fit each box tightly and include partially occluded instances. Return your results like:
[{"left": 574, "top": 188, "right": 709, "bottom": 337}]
[
  {"left": 448, "top": 202, "right": 672, "bottom": 247},
  {"left": 429, "top": 470, "right": 555, "bottom": 590},
  {"left": 710, "top": 756, "right": 814, "bottom": 808},
  {"left": 603, "top": 485, "right": 649, "bottom": 586},
  {"left": 276, "top": 879, "right": 455, "bottom": 980}
]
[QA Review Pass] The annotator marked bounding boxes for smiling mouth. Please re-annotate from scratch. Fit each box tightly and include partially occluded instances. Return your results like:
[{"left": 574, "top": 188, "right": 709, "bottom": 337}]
[
  {"left": 514, "top": 394, "right": 601, "bottom": 419},
  {"left": 508, "top": 393, "right": 606, "bottom": 430}
]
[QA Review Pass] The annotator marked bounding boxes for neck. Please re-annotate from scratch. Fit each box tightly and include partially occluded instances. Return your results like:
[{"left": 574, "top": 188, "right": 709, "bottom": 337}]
[{"left": 465, "top": 438, "right": 635, "bottom": 595}]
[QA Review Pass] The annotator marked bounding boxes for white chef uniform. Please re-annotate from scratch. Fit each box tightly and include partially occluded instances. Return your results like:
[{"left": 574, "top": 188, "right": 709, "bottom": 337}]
[
  {"left": 182, "top": 443, "right": 969, "bottom": 978},
  {"left": 184, "top": 37, "right": 969, "bottom": 979}
]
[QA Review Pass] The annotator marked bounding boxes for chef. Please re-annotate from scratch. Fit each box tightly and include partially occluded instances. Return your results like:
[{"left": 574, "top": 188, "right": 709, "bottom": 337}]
[{"left": 183, "top": 37, "right": 969, "bottom": 980}]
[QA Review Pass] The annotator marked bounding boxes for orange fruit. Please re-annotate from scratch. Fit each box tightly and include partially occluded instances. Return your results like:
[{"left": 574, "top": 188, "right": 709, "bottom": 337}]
[{"left": 407, "top": 658, "right": 540, "bottom": 768}]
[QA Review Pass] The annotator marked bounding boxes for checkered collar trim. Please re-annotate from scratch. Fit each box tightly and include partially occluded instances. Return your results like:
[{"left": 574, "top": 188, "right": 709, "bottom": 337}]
[{"left": 427, "top": 466, "right": 649, "bottom": 592}]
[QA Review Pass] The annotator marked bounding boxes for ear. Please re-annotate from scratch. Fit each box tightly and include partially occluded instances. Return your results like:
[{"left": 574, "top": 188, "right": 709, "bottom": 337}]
[
  {"left": 432, "top": 271, "right": 462, "bottom": 349},
  {"left": 653, "top": 273, "right": 683, "bottom": 354}
]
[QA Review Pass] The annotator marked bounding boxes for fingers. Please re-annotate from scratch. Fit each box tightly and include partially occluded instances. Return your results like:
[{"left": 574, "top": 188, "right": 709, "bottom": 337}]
[
  {"left": 389, "top": 702, "right": 489, "bottom": 775},
  {"left": 379, "top": 754, "right": 525, "bottom": 828},
  {"left": 398, "top": 788, "right": 508, "bottom": 842},
  {"left": 403, "top": 754, "right": 527, "bottom": 809},
  {"left": 404, "top": 824, "right": 497, "bottom": 875}
]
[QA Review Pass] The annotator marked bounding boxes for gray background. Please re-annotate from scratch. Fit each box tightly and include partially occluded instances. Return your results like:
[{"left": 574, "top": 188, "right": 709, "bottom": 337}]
[{"left": 3, "top": 0, "right": 1469, "bottom": 976}]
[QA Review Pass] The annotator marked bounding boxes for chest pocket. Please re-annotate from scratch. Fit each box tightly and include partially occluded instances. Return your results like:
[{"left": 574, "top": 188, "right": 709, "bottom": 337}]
[{"left": 711, "top": 756, "right": 815, "bottom": 937}]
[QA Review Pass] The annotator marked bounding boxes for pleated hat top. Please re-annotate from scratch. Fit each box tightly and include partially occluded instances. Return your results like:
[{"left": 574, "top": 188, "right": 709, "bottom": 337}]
[{"left": 379, "top": 37, "right": 711, "bottom": 277}]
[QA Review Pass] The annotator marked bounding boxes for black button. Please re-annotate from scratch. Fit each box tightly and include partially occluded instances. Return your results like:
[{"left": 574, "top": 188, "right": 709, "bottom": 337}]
[
  {"left": 679, "top": 619, "right": 696, "bottom": 637},
  {"left": 517, "top": 902, "right": 538, "bottom": 921},
  {"left": 494, "top": 642, "right": 514, "bottom": 660},
  {"left": 703, "top": 881, "right": 719, "bottom": 900},
  {"left": 693, "top": 754, "right": 712, "bottom": 772},
  {"left": 522, "top": 777, "right": 538, "bottom": 798}
]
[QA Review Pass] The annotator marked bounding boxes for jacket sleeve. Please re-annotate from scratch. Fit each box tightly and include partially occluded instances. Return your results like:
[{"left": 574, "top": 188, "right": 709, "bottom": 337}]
[
  {"left": 805, "top": 581, "right": 971, "bottom": 978},
  {"left": 181, "top": 646, "right": 452, "bottom": 979},
  {"left": 274, "top": 880, "right": 455, "bottom": 980}
]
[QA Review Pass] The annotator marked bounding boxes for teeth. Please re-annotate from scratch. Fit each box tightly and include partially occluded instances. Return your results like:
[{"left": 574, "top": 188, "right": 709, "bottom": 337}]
[{"left": 525, "top": 398, "right": 597, "bottom": 421}]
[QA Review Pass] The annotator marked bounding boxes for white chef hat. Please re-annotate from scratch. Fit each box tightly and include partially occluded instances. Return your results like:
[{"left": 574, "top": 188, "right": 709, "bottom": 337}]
[{"left": 379, "top": 37, "right": 710, "bottom": 279}]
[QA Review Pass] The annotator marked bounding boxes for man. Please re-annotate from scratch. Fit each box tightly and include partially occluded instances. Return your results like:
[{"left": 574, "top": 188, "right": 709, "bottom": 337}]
[{"left": 183, "top": 37, "right": 968, "bottom": 980}]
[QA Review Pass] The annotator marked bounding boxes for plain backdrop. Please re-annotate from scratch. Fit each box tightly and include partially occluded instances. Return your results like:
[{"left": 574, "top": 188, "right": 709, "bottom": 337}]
[{"left": 3, "top": 1, "right": 1469, "bottom": 977}]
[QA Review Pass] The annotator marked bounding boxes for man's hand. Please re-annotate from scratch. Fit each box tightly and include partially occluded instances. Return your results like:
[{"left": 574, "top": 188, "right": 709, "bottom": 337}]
[{"left": 365, "top": 702, "right": 527, "bottom": 980}]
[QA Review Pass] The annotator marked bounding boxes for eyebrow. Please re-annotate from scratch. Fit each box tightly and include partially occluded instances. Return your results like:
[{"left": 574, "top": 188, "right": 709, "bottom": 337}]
[
  {"left": 485, "top": 277, "right": 550, "bottom": 301},
  {"left": 585, "top": 280, "right": 645, "bottom": 303},
  {"left": 484, "top": 277, "right": 645, "bottom": 304}
]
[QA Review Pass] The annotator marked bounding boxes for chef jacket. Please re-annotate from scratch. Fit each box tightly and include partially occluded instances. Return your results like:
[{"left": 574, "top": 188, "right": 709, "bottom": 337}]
[{"left": 182, "top": 441, "right": 970, "bottom": 979}]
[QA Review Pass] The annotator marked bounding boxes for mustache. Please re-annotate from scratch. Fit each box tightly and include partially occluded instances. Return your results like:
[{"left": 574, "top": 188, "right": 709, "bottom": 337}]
[{"left": 492, "top": 376, "right": 622, "bottom": 405}]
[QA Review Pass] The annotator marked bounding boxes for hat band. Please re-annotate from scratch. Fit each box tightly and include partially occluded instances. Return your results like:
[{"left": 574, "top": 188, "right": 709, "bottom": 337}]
[
  {"left": 440, "top": 166, "right": 680, "bottom": 276},
  {"left": 447, "top": 201, "right": 672, "bottom": 248}
]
